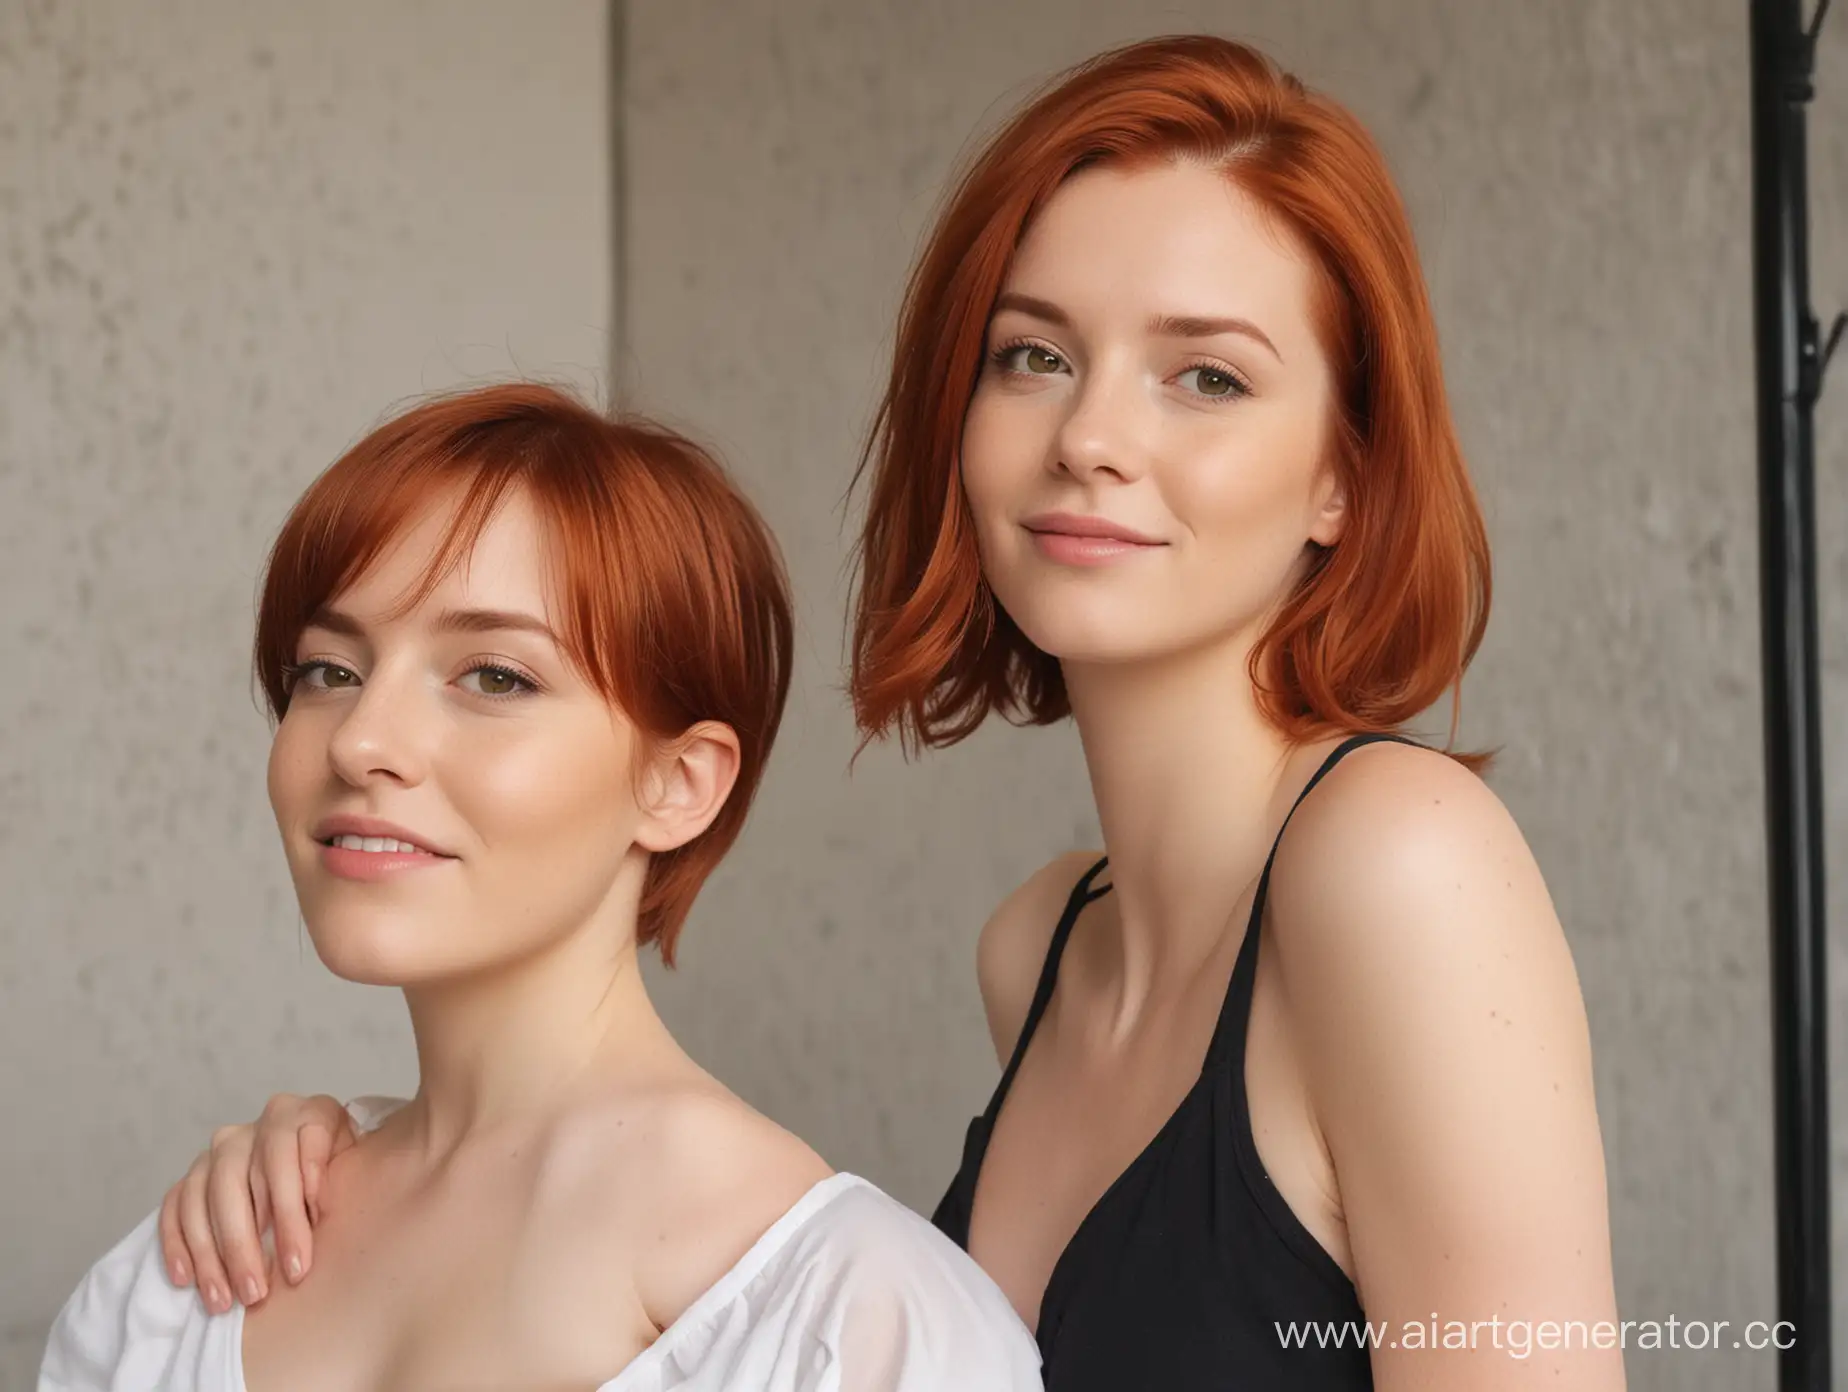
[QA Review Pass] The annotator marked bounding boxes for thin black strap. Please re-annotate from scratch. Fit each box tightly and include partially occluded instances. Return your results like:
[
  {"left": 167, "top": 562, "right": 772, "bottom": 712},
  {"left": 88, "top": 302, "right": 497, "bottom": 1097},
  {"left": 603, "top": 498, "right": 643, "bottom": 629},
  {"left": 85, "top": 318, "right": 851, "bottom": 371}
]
[
  {"left": 984, "top": 855, "right": 1113, "bottom": 1119},
  {"left": 1206, "top": 732, "right": 1423, "bottom": 1067}
]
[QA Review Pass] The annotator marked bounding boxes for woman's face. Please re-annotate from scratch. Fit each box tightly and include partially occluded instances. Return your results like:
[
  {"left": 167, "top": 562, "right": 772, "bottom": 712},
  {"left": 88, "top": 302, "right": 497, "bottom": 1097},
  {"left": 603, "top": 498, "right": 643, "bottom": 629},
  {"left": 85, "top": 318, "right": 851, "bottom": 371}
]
[
  {"left": 267, "top": 489, "right": 650, "bottom": 987},
  {"left": 960, "top": 160, "right": 1346, "bottom": 669}
]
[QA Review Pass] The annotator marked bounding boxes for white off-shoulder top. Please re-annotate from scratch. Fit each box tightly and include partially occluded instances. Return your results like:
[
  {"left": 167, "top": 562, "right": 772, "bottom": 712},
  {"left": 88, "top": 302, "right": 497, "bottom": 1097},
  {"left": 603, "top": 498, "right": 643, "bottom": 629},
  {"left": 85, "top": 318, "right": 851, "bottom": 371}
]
[{"left": 40, "top": 1170, "right": 1041, "bottom": 1391}]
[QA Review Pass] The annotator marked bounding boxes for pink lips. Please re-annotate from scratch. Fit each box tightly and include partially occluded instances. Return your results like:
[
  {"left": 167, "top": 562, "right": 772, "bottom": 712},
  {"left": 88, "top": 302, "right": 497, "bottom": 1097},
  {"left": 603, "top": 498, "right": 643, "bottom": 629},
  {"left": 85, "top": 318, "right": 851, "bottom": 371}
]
[
  {"left": 1021, "top": 512, "right": 1166, "bottom": 566},
  {"left": 311, "top": 813, "right": 457, "bottom": 883}
]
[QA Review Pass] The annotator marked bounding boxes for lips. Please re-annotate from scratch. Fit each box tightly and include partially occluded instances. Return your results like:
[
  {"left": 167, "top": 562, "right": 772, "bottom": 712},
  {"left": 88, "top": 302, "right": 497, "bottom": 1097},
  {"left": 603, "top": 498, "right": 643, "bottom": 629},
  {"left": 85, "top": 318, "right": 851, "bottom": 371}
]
[
  {"left": 310, "top": 814, "right": 455, "bottom": 859},
  {"left": 1020, "top": 511, "right": 1163, "bottom": 546},
  {"left": 326, "top": 834, "right": 431, "bottom": 854}
]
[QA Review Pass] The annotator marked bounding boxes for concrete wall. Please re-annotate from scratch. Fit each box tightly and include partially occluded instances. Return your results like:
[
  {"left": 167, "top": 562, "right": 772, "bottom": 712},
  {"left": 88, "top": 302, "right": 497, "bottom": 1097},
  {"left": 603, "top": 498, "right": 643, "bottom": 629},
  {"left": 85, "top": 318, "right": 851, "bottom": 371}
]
[
  {"left": 622, "top": 4, "right": 1846, "bottom": 1391},
  {"left": 0, "top": 1, "right": 609, "bottom": 1383},
  {"left": 4, "top": 2, "right": 1843, "bottom": 1390}
]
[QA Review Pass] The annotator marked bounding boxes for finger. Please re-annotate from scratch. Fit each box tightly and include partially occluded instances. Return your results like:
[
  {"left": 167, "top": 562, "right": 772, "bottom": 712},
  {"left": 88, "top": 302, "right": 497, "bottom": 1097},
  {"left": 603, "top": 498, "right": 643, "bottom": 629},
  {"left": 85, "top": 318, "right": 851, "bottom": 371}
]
[
  {"left": 250, "top": 1156, "right": 275, "bottom": 1241},
  {"left": 205, "top": 1127, "right": 268, "bottom": 1307},
  {"left": 259, "top": 1125, "right": 314, "bottom": 1284},
  {"left": 157, "top": 1182, "right": 193, "bottom": 1288},
  {"left": 324, "top": 1097, "right": 360, "bottom": 1158},
  {"left": 297, "top": 1099, "right": 354, "bottom": 1224},
  {"left": 251, "top": 1160, "right": 275, "bottom": 1279},
  {"left": 249, "top": 1166, "right": 276, "bottom": 1285},
  {"left": 178, "top": 1155, "right": 233, "bottom": 1315},
  {"left": 250, "top": 1161, "right": 273, "bottom": 1237}
]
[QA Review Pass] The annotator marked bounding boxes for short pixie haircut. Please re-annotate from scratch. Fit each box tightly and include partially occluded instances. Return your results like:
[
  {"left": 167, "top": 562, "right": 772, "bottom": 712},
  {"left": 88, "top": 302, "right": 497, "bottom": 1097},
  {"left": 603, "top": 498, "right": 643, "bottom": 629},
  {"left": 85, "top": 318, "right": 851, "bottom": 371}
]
[
  {"left": 851, "top": 35, "right": 1490, "bottom": 759},
  {"left": 255, "top": 382, "right": 793, "bottom": 963}
]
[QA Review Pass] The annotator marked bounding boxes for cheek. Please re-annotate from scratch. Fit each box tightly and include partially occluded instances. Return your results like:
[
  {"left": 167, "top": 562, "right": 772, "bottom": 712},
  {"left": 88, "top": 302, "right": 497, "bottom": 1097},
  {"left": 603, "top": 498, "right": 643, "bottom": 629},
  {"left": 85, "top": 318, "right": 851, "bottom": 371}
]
[
  {"left": 267, "top": 711, "right": 321, "bottom": 825},
  {"left": 443, "top": 720, "right": 634, "bottom": 858},
  {"left": 1171, "top": 414, "right": 1327, "bottom": 542},
  {"left": 406, "top": 721, "right": 638, "bottom": 970},
  {"left": 959, "top": 390, "right": 1041, "bottom": 515}
]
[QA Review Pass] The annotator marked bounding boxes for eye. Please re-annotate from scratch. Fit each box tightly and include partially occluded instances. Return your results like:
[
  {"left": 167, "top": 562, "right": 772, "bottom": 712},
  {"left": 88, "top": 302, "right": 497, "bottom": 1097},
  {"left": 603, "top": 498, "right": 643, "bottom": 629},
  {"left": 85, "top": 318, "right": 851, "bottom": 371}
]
[
  {"left": 288, "top": 660, "right": 361, "bottom": 692},
  {"left": 1176, "top": 365, "right": 1250, "bottom": 400},
  {"left": 458, "top": 664, "right": 536, "bottom": 698},
  {"left": 993, "top": 342, "right": 1067, "bottom": 376}
]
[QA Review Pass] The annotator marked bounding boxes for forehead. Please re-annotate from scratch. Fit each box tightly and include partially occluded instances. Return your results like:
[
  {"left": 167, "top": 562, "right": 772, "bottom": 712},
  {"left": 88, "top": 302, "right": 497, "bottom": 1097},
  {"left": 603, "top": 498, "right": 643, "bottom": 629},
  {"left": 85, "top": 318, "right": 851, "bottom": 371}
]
[
  {"left": 333, "top": 485, "right": 554, "bottom": 620},
  {"left": 1004, "top": 161, "right": 1320, "bottom": 339}
]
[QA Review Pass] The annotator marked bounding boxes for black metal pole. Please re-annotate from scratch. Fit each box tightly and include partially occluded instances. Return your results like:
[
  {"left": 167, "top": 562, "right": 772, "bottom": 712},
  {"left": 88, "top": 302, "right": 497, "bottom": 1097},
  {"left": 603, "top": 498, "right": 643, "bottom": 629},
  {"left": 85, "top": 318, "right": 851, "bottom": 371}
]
[{"left": 1747, "top": 3, "right": 1837, "bottom": 1389}]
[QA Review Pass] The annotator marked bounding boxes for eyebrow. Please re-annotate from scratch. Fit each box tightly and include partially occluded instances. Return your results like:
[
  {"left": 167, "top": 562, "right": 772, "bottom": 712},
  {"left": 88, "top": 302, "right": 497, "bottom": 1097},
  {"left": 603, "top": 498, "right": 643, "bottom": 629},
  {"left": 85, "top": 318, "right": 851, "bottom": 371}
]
[
  {"left": 306, "top": 605, "right": 562, "bottom": 645},
  {"left": 992, "top": 292, "right": 1282, "bottom": 362}
]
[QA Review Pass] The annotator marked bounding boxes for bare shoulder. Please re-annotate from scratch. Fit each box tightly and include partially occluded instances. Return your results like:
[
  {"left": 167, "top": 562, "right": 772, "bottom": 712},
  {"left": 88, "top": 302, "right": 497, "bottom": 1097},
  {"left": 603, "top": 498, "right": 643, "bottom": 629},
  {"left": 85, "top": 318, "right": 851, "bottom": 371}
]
[
  {"left": 1271, "top": 740, "right": 1541, "bottom": 924},
  {"left": 640, "top": 1081, "right": 832, "bottom": 1224},
  {"left": 976, "top": 848, "right": 1105, "bottom": 1064},
  {"left": 1263, "top": 734, "right": 1584, "bottom": 1084},
  {"left": 1284, "top": 735, "right": 1511, "bottom": 849},
  {"left": 543, "top": 1081, "right": 832, "bottom": 1328},
  {"left": 649, "top": 1082, "right": 832, "bottom": 1194},
  {"left": 1260, "top": 741, "right": 1620, "bottom": 1378}
]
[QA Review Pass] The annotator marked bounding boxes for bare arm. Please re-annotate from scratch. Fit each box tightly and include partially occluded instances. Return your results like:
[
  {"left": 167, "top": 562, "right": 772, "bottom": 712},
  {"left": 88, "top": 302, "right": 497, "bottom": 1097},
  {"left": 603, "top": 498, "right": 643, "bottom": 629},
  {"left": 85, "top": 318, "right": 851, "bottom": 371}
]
[{"left": 1270, "top": 745, "right": 1624, "bottom": 1390}]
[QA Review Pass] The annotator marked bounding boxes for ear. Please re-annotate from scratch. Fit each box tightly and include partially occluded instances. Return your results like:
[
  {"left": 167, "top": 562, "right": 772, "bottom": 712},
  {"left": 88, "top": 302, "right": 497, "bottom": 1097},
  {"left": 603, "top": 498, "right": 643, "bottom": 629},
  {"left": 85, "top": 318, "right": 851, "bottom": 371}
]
[
  {"left": 632, "top": 721, "right": 743, "bottom": 854},
  {"left": 1308, "top": 467, "right": 1348, "bottom": 548}
]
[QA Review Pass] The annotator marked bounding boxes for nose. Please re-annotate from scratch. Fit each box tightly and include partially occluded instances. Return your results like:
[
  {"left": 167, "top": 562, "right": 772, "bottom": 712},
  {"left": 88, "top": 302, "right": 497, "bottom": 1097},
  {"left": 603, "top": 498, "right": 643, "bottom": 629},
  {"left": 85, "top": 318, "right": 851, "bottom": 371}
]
[
  {"left": 1051, "top": 364, "right": 1150, "bottom": 484},
  {"left": 324, "top": 670, "right": 430, "bottom": 789}
]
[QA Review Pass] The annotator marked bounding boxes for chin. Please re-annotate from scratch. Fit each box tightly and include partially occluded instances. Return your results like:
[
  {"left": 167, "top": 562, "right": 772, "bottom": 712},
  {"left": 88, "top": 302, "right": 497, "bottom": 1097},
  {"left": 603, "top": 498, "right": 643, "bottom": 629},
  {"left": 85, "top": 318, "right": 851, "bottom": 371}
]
[
  {"left": 1002, "top": 596, "right": 1179, "bottom": 666},
  {"left": 300, "top": 908, "right": 462, "bottom": 987}
]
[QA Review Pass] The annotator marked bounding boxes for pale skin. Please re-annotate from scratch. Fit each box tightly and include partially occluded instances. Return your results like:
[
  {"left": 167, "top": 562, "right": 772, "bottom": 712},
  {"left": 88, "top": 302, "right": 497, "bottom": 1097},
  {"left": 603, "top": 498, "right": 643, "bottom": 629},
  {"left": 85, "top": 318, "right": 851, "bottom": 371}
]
[
  {"left": 165, "top": 163, "right": 1623, "bottom": 1390},
  {"left": 209, "top": 488, "right": 829, "bottom": 1391}
]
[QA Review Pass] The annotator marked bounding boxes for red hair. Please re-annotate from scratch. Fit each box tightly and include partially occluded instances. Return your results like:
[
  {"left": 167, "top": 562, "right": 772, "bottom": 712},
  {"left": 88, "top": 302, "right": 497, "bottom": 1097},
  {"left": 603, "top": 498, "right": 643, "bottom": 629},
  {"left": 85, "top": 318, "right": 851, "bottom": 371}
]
[
  {"left": 850, "top": 35, "right": 1490, "bottom": 763},
  {"left": 255, "top": 382, "right": 793, "bottom": 964}
]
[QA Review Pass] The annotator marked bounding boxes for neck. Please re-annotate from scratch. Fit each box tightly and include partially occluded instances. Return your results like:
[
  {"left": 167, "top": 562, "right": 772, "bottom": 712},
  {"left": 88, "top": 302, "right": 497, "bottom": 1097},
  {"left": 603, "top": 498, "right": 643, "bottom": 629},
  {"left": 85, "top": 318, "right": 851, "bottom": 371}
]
[
  {"left": 1063, "top": 633, "right": 1307, "bottom": 1006},
  {"left": 397, "top": 876, "right": 680, "bottom": 1155}
]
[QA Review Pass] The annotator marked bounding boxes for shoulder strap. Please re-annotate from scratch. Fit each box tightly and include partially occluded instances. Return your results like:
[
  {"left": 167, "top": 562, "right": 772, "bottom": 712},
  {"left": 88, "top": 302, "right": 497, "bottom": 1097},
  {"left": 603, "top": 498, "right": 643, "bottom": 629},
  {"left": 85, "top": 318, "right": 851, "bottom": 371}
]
[
  {"left": 1206, "top": 732, "right": 1423, "bottom": 1066},
  {"left": 984, "top": 855, "right": 1113, "bottom": 1118}
]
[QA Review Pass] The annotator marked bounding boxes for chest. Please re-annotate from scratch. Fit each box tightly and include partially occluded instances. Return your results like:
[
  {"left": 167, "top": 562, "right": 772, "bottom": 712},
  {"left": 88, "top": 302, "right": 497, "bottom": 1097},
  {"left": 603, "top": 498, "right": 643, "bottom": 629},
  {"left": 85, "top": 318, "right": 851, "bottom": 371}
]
[
  {"left": 240, "top": 1160, "right": 654, "bottom": 1392},
  {"left": 962, "top": 921, "right": 1356, "bottom": 1346},
  {"left": 967, "top": 975, "right": 1228, "bottom": 1331}
]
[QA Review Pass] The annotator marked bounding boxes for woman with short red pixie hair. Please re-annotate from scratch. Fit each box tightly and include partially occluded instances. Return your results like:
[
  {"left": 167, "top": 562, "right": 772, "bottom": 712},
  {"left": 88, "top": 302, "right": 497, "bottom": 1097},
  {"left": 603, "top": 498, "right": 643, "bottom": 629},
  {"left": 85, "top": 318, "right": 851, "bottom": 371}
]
[
  {"left": 147, "top": 35, "right": 1622, "bottom": 1392},
  {"left": 41, "top": 383, "right": 1041, "bottom": 1390}
]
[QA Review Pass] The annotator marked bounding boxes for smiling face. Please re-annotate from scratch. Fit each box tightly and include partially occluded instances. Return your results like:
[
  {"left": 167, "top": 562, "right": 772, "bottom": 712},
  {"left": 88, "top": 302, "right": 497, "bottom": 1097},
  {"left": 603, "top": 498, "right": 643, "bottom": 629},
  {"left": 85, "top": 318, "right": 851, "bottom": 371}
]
[
  {"left": 267, "top": 488, "right": 664, "bottom": 988},
  {"left": 959, "top": 160, "right": 1348, "bottom": 669}
]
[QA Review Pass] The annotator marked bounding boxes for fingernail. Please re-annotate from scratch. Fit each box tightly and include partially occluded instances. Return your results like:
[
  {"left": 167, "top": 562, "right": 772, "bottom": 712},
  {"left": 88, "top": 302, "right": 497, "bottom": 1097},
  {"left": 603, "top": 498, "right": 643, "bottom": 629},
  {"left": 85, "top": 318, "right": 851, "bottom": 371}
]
[
  {"left": 242, "top": 1276, "right": 264, "bottom": 1305},
  {"left": 286, "top": 1253, "right": 304, "bottom": 1281},
  {"left": 205, "top": 1283, "right": 225, "bottom": 1312},
  {"left": 169, "top": 1260, "right": 188, "bottom": 1286}
]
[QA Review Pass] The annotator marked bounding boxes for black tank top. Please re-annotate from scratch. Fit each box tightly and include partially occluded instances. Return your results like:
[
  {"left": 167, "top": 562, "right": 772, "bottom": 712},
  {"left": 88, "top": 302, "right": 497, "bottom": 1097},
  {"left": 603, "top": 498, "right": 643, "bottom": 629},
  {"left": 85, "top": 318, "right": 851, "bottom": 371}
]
[{"left": 933, "top": 734, "right": 1415, "bottom": 1389}]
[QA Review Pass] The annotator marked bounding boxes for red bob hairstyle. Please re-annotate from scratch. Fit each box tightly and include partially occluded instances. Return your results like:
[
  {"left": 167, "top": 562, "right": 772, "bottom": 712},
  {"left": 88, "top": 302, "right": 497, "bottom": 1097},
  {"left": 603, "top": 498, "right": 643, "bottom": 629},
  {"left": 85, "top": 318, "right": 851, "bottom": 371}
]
[
  {"left": 254, "top": 382, "right": 793, "bottom": 964},
  {"left": 851, "top": 35, "right": 1490, "bottom": 760}
]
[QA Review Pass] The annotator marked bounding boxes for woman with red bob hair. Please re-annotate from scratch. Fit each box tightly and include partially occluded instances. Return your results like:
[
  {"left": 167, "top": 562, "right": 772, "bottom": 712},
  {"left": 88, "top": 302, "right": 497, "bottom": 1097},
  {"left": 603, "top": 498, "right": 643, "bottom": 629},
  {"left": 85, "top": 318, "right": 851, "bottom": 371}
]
[
  {"left": 855, "top": 34, "right": 1622, "bottom": 1392},
  {"left": 146, "top": 34, "right": 1623, "bottom": 1392},
  {"left": 41, "top": 384, "right": 1042, "bottom": 1390}
]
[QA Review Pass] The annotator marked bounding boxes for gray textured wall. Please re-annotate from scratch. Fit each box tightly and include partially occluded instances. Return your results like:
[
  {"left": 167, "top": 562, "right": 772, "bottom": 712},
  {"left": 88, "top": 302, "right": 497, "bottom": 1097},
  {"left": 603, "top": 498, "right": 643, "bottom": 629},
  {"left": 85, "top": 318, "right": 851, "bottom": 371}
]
[
  {"left": 0, "top": 1, "right": 609, "bottom": 1385},
  {"left": 4, "top": 2, "right": 1844, "bottom": 1391},
  {"left": 622, "top": 4, "right": 1846, "bottom": 1391}
]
